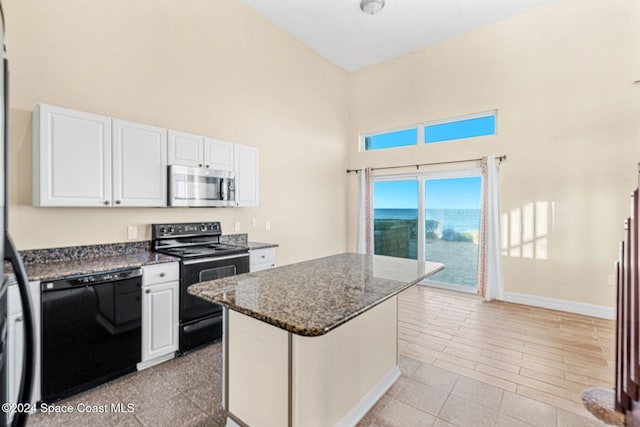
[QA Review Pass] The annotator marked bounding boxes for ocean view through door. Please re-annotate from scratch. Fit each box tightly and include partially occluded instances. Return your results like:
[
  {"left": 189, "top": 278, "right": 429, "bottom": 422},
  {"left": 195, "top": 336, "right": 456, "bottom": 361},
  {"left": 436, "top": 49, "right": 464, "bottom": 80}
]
[{"left": 373, "top": 173, "right": 482, "bottom": 290}]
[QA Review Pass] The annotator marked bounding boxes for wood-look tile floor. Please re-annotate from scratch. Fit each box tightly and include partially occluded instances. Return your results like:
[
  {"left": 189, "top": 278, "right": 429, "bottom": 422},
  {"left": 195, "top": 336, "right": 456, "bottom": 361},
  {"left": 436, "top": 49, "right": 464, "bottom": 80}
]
[
  {"left": 27, "top": 286, "right": 613, "bottom": 426},
  {"left": 358, "top": 286, "right": 614, "bottom": 427}
]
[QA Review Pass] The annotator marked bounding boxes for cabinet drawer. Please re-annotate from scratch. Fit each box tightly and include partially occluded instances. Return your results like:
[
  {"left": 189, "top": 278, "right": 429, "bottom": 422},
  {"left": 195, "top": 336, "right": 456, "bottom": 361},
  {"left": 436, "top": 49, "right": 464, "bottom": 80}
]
[
  {"left": 142, "top": 262, "right": 179, "bottom": 286},
  {"left": 250, "top": 248, "right": 275, "bottom": 265},
  {"left": 251, "top": 262, "right": 276, "bottom": 273}
]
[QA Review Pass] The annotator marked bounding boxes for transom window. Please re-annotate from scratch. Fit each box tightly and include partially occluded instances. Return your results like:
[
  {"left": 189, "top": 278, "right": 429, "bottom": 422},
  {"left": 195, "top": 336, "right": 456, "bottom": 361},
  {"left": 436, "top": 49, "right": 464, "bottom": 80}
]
[{"left": 362, "top": 111, "right": 497, "bottom": 151}]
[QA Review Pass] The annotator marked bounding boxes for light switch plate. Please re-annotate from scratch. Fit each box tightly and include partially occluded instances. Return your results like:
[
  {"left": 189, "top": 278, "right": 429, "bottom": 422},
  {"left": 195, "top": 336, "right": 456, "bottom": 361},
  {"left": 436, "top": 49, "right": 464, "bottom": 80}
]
[
  {"left": 265, "top": 220, "right": 271, "bottom": 231},
  {"left": 234, "top": 222, "right": 241, "bottom": 232}
]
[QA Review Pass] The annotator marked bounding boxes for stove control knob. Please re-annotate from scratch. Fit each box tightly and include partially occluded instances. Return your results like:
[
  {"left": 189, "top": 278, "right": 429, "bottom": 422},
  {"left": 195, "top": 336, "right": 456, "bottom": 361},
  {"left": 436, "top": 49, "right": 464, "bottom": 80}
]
[
  {"left": 167, "top": 226, "right": 174, "bottom": 233},
  {"left": 159, "top": 226, "right": 166, "bottom": 233},
  {"left": 207, "top": 224, "right": 214, "bottom": 231}
]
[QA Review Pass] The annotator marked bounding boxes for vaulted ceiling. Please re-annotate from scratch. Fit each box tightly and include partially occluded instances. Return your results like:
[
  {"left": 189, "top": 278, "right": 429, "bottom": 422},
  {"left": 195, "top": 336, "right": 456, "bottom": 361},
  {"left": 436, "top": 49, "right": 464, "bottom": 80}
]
[{"left": 240, "top": 0, "right": 561, "bottom": 72}]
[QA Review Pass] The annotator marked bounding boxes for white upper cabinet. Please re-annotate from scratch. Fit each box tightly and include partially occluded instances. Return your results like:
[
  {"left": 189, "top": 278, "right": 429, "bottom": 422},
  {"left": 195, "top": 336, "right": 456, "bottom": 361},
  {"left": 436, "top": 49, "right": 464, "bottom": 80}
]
[
  {"left": 33, "top": 104, "right": 112, "bottom": 206},
  {"left": 33, "top": 104, "right": 168, "bottom": 207},
  {"left": 112, "top": 119, "right": 167, "bottom": 207},
  {"left": 204, "top": 137, "right": 234, "bottom": 171},
  {"left": 168, "top": 130, "right": 204, "bottom": 167},
  {"left": 32, "top": 104, "right": 258, "bottom": 208},
  {"left": 234, "top": 144, "right": 259, "bottom": 207},
  {"left": 168, "top": 132, "right": 234, "bottom": 171}
]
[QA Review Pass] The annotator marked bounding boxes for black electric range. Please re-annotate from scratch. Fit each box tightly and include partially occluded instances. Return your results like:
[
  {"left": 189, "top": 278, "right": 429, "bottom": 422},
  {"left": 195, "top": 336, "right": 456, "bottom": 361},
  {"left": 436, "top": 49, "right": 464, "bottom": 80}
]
[{"left": 152, "top": 222, "right": 249, "bottom": 353}]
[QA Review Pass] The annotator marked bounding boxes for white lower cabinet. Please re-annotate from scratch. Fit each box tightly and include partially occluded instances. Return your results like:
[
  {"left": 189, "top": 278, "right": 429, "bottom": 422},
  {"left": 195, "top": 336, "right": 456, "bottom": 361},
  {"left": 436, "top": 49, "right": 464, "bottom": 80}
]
[
  {"left": 6, "top": 281, "right": 41, "bottom": 424},
  {"left": 139, "top": 263, "right": 179, "bottom": 370},
  {"left": 249, "top": 248, "right": 276, "bottom": 272}
]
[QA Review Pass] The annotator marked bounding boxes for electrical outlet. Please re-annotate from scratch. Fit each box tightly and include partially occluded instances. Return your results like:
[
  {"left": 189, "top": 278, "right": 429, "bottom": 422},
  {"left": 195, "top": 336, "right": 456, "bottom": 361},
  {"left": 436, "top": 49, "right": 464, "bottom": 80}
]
[
  {"left": 252, "top": 218, "right": 257, "bottom": 227},
  {"left": 234, "top": 222, "right": 241, "bottom": 232},
  {"left": 127, "top": 226, "right": 137, "bottom": 240},
  {"left": 608, "top": 274, "right": 616, "bottom": 286},
  {"left": 265, "top": 220, "right": 271, "bottom": 231}
]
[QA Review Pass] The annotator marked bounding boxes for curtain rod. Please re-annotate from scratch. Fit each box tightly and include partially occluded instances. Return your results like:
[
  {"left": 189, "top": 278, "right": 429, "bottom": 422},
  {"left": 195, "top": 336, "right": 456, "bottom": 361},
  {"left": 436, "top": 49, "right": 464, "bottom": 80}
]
[{"left": 346, "top": 155, "right": 507, "bottom": 174}]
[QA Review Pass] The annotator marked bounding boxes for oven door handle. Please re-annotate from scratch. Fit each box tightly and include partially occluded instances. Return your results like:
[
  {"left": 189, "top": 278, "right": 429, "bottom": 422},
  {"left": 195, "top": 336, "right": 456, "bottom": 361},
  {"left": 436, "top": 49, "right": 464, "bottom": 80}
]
[{"left": 182, "top": 253, "right": 250, "bottom": 266}]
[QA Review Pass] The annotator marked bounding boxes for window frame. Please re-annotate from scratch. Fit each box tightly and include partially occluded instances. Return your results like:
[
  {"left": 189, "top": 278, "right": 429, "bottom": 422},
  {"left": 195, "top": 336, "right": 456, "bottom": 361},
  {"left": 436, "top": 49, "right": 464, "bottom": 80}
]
[
  {"left": 360, "top": 125, "right": 421, "bottom": 152},
  {"left": 360, "top": 110, "right": 497, "bottom": 152}
]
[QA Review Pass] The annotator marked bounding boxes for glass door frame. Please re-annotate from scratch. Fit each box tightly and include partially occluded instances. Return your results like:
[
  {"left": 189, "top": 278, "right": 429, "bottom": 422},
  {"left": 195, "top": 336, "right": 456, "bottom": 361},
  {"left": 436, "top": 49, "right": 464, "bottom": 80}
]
[{"left": 372, "top": 166, "right": 483, "bottom": 291}]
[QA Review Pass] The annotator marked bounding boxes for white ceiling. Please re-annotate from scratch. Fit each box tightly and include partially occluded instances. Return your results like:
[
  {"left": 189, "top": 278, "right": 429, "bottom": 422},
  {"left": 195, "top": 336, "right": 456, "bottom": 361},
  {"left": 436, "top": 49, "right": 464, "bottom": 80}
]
[{"left": 240, "top": 0, "right": 560, "bottom": 72}]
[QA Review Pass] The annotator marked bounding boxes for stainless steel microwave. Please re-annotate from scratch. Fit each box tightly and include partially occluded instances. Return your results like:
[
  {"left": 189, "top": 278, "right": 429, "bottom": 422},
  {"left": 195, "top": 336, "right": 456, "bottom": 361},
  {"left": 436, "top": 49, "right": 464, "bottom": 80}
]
[{"left": 168, "top": 165, "right": 236, "bottom": 207}]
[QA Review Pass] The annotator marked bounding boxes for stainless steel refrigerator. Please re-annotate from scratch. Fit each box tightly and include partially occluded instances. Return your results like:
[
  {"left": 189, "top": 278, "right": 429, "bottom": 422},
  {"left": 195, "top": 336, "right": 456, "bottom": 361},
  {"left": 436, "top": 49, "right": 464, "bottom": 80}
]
[{"left": 1, "top": 3, "right": 37, "bottom": 427}]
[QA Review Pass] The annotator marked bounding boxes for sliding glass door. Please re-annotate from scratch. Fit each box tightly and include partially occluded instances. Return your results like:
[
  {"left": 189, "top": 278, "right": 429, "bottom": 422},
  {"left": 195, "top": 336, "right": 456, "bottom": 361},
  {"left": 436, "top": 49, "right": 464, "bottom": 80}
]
[
  {"left": 424, "top": 177, "right": 482, "bottom": 289},
  {"left": 373, "top": 180, "right": 418, "bottom": 260},
  {"left": 373, "top": 170, "right": 482, "bottom": 291}
]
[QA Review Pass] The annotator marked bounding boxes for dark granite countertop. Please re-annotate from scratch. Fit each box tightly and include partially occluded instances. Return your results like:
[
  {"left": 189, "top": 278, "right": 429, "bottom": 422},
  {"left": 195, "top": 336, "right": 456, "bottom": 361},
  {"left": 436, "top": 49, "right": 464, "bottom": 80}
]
[
  {"left": 23, "top": 251, "right": 178, "bottom": 282},
  {"left": 5, "top": 241, "right": 179, "bottom": 282},
  {"left": 188, "top": 253, "right": 444, "bottom": 337},
  {"left": 247, "top": 242, "right": 279, "bottom": 250}
]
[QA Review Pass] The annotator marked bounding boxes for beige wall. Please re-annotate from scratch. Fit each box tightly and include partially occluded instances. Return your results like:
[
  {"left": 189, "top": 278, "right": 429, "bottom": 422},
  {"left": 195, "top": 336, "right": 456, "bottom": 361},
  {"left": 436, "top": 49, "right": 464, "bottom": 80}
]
[
  {"left": 4, "top": 0, "right": 349, "bottom": 265},
  {"left": 5, "top": 0, "right": 638, "bottom": 307},
  {"left": 347, "top": 0, "right": 640, "bottom": 307}
]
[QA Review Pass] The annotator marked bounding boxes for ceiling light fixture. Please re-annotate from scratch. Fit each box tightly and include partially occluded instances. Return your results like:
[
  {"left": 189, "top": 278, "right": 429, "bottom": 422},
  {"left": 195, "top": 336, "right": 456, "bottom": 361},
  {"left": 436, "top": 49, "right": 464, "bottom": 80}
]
[{"left": 360, "top": 0, "right": 385, "bottom": 15}]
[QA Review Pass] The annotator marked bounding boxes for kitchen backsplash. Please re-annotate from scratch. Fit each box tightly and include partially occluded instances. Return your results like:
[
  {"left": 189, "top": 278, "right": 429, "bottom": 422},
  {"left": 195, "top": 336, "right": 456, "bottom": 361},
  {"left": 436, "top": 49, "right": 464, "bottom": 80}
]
[
  {"left": 19, "top": 241, "right": 152, "bottom": 264},
  {"left": 220, "top": 233, "right": 248, "bottom": 247}
]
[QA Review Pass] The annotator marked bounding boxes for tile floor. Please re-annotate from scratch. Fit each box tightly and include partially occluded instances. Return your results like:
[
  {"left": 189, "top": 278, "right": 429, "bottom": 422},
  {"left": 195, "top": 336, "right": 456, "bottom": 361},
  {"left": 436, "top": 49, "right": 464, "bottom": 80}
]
[
  {"left": 27, "top": 343, "right": 226, "bottom": 426},
  {"left": 26, "top": 287, "right": 611, "bottom": 426},
  {"left": 355, "top": 355, "right": 606, "bottom": 427}
]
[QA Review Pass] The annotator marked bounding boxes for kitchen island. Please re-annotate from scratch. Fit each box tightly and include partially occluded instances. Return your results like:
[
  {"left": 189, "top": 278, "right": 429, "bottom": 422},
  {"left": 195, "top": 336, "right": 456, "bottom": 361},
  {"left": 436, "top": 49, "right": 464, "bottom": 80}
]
[{"left": 189, "top": 253, "right": 444, "bottom": 427}]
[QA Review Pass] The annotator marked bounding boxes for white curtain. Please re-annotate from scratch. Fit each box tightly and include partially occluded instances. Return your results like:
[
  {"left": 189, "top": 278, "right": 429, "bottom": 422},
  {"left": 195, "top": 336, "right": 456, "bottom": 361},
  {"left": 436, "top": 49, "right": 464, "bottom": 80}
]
[
  {"left": 479, "top": 156, "right": 505, "bottom": 301},
  {"left": 356, "top": 168, "right": 373, "bottom": 254}
]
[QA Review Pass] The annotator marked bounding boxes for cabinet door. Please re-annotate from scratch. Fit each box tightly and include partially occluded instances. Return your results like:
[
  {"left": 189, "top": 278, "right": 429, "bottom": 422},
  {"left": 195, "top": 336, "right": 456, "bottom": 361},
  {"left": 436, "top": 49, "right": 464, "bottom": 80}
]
[
  {"left": 141, "top": 281, "right": 179, "bottom": 363},
  {"left": 234, "top": 144, "right": 259, "bottom": 207},
  {"left": 203, "top": 137, "right": 234, "bottom": 171},
  {"left": 32, "top": 104, "right": 112, "bottom": 206},
  {"left": 168, "top": 130, "right": 204, "bottom": 167},
  {"left": 113, "top": 119, "right": 167, "bottom": 207}
]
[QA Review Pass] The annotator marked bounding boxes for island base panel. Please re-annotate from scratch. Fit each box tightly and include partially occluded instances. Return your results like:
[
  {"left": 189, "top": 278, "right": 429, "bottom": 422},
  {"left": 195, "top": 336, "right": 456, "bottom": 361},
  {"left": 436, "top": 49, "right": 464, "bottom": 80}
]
[
  {"left": 226, "top": 296, "right": 399, "bottom": 427},
  {"left": 227, "top": 309, "right": 289, "bottom": 427}
]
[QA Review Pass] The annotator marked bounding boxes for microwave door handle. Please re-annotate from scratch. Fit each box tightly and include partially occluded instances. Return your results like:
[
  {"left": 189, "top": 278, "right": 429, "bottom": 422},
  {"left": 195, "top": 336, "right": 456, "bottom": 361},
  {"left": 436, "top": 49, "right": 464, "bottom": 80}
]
[{"left": 221, "top": 178, "right": 229, "bottom": 201}]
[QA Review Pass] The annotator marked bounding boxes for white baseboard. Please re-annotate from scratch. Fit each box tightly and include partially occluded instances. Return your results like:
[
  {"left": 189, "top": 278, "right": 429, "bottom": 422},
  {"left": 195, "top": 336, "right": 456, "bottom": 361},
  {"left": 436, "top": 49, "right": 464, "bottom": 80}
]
[
  {"left": 504, "top": 291, "right": 615, "bottom": 320},
  {"left": 337, "top": 364, "right": 401, "bottom": 427},
  {"left": 226, "top": 417, "right": 241, "bottom": 427},
  {"left": 136, "top": 352, "right": 175, "bottom": 371}
]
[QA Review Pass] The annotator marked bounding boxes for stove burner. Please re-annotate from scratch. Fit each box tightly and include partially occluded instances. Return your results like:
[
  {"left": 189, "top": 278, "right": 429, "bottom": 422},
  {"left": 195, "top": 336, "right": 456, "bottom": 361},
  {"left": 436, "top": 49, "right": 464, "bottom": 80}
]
[
  {"left": 156, "top": 244, "right": 247, "bottom": 259},
  {"left": 152, "top": 221, "right": 249, "bottom": 259}
]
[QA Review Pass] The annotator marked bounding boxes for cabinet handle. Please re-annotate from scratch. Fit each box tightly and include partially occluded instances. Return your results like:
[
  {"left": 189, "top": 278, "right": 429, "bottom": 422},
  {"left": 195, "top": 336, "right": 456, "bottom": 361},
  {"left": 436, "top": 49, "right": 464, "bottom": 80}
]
[
  {"left": 198, "top": 163, "right": 203, "bottom": 167},
  {"left": 205, "top": 165, "right": 210, "bottom": 168},
  {"left": 146, "top": 289, "right": 151, "bottom": 294},
  {"left": 115, "top": 200, "right": 122, "bottom": 205},
  {"left": 16, "top": 316, "right": 23, "bottom": 322},
  {"left": 261, "top": 255, "right": 266, "bottom": 259},
  {"left": 104, "top": 201, "right": 110, "bottom": 205},
  {"left": 159, "top": 272, "right": 166, "bottom": 277}
]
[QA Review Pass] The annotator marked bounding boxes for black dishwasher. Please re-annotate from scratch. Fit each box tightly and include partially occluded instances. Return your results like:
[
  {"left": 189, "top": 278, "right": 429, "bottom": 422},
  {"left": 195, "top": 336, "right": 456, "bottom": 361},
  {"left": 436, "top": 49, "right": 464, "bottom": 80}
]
[{"left": 41, "top": 268, "right": 142, "bottom": 403}]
